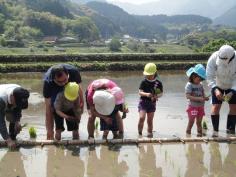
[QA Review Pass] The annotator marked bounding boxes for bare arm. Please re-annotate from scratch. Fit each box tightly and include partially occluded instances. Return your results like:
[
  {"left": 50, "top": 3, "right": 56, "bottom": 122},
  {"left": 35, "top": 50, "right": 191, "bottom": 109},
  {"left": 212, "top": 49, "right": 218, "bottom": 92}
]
[
  {"left": 139, "top": 89, "right": 152, "bottom": 98},
  {"left": 186, "top": 93, "right": 206, "bottom": 102}
]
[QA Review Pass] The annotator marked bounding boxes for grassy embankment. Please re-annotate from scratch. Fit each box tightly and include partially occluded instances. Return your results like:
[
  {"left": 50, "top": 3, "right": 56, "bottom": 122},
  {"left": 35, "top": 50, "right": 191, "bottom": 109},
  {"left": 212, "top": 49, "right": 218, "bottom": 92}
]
[{"left": 0, "top": 51, "right": 210, "bottom": 73}]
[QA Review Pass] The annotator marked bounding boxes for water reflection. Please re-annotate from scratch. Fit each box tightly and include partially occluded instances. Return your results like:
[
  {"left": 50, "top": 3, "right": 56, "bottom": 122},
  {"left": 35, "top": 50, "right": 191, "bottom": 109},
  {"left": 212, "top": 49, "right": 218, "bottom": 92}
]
[
  {"left": 139, "top": 145, "right": 162, "bottom": 177},
  {"left": 209, "top": 143, "right": 223, "bottom": 177},
  {"left": 185, "top": 144, "right": 207, "bottom": 177},
  {"left": 1, "top": 71, "right": 236, "bottom": 177},
  {"left": 0, "top": 149, "right": 27, "bottom": 177},
  {"left": 86, "top": 145, "right": 128, "bottom": 177},
  {"left": 46, "top": 146, "right": 85, "bottom": 177},
  {"left": 221, "top": 143, "right": 236, "bottom": 177},
  {"left": 0, "top": 143, "right": 236, "bottom": 177}
]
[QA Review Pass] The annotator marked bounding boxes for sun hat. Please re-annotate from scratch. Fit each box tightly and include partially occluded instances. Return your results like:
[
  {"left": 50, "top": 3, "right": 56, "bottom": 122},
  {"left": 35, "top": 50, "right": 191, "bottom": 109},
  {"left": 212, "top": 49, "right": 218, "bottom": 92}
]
[
  {"left": 13, "top": 87, "right": 30, "bottom": 109},
  {"left": 143, "top": 63, "right": 157, "bottom": 76},
  {"left": 109, "top": 87, "right": 124, "bottom": 105},
  {"left": 92, "top": 79, "right": 108, "bottom": 90},
  {"left": 64, "top": 82, "right": 79, "bottom": 101},
  {"left": 218, "top": 45, "right": 235, "bottom": 60},
  {"left": 186, "top": 64, "right": 206, "bottom": 80},
  {"left": 93, "top": 90, "right": 115, "bottom": 115}
]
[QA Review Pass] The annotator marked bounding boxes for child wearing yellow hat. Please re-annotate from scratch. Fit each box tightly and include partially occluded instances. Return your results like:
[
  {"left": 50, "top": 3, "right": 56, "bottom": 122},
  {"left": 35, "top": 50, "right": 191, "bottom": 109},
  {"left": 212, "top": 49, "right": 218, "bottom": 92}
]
[
  {"left": 54, "top": 82, "right": 82, "bottom": 140},
  {"left": 138, "top": 63, "right": 163, "bottom": 137}
]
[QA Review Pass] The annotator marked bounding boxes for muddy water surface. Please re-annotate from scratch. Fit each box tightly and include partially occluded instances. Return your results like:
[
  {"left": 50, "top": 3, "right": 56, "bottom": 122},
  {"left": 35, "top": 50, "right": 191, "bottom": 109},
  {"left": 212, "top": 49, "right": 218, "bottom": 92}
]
[{"left": 0, "top": 71, "right": 235, "bottom": 177}]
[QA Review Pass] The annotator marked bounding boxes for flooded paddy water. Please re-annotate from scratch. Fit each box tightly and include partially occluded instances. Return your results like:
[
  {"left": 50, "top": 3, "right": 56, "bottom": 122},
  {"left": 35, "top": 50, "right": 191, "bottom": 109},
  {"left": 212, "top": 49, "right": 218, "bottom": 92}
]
[{"left": 0, "top": 71, "right": 236, "bottom": 177}]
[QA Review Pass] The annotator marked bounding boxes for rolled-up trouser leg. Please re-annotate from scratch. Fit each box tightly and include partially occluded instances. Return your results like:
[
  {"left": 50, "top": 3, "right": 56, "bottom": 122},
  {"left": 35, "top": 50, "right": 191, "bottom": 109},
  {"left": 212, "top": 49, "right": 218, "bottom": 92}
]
[{"left": 211, "top": 115, "right": 219, "bottom": 132}]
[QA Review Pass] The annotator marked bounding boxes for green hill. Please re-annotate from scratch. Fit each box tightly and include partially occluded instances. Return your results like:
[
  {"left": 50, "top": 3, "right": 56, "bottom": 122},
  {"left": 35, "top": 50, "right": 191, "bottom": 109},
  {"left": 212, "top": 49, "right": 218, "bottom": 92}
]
[
  {"left": 214, "top": 5, "right": 236, "bottom": 27},
  {"left": 0, "top": 0, "right": 215, "bottom": 46}
]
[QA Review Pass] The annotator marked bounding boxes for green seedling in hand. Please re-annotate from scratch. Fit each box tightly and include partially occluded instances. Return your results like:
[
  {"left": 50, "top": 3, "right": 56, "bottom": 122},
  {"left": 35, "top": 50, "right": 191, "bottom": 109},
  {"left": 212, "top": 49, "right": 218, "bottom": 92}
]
[
  {"left": 95, "top": 119, "right": 99, "bottom": 130},
  {"left": 202, "top": 120, "right": 208, "bottom": 130},
  {"left": 29, "top": 127, "right": 37, "bottom": 138},
  {"left": 122, "top": 103, "right": 128, "bottom": 119},
  {"left": 154, "top": 88, "right": 161, "bottom": 95}
]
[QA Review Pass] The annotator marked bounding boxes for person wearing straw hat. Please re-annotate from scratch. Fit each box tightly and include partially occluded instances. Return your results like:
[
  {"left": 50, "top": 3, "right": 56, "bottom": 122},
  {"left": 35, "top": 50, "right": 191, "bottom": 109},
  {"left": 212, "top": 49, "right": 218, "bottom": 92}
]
[
  {"left": 54, "top": 82, "right": 82, "bottom": 140},
  {"left": 43, "top": 64, "right": 84, "bottom": 140},
  {"left": 185, "top": 64, "right": 209, "bottom": 136},
  {"left": 206, "top": 44, "right": 236, "bottom": 135},
  {"left": 138, "top": 63, "right": 163, "bottom": 138},
  {"left": 0, "top": 84, "right": 30, "bottom": 148}
]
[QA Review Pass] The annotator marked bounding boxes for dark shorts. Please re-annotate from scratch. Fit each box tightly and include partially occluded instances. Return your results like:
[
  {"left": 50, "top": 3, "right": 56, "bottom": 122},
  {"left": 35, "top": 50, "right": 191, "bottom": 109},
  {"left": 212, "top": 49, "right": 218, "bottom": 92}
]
[
  {"left": 100, "top": 105, "right": 121, "bottom": 131},
  {"left": 54, "top": 110, "right": 78, "bottom": 131},
  {"left": 211, "top": 87, "right": 236, "bottom": 104},
  {"left": 138, "top": 99, "right": 156, "bottom": 113}
]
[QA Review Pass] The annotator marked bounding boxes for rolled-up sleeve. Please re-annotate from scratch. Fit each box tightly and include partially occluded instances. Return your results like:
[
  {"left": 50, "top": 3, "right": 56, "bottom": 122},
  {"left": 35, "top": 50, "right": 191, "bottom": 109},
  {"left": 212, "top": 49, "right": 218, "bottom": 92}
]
[
  {"left": 0, "top": 99, "right": 9, "bottom": 140},
  {"left": 206, "top": 52, "right": 217, "bottom": 89}
]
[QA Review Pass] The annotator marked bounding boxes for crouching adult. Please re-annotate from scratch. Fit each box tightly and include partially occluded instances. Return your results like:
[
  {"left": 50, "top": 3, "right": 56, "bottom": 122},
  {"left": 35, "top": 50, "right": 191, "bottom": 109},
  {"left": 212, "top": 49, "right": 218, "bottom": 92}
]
[
  {"left": 0, "top": 84, "right": 30, "bottom": 148},
  {"left": 206, "top": 44, "right": 236, "bottom": 135}
]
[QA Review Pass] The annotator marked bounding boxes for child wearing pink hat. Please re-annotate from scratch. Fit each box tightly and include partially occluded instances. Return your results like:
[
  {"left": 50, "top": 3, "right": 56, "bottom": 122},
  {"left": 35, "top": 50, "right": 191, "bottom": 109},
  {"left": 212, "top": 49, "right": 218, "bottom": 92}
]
[{"left": 86, "top": 79, "right": 128, "bottom": 139}]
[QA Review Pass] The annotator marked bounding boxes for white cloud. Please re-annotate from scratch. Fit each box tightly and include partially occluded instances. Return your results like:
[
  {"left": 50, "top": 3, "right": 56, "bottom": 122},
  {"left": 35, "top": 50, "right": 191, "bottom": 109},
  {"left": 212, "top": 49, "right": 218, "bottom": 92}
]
[{"left": 107, "top": 0, "right": 159, "bottom": 5}]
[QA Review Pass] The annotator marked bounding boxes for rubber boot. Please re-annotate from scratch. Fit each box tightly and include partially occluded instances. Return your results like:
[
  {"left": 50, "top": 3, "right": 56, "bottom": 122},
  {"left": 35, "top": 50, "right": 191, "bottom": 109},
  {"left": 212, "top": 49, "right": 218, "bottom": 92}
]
[
  {"left": 211, "top": 115, "right": 219, "bottom": 132},
  {"left": 227, "top": 115, "right": 236, "bottom": 134}
]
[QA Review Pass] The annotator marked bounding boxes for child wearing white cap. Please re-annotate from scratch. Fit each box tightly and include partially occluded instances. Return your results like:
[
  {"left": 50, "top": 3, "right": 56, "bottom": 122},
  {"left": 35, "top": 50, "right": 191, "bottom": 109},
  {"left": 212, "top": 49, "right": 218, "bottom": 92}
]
[{"left": 85, "top": 79, "right": 127, "bottom": 139}]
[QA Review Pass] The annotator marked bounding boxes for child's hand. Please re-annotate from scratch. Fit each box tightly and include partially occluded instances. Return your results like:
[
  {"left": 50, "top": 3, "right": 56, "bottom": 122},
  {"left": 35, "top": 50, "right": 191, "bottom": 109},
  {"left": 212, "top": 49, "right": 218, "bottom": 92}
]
[
  {"left": 146, "top": 93, "right": 153, "bottom": 98},
  {"left": 151, "top": 96, "right": 158, "bottom": 102},
  {"left": 204, "top": 96, "right": 209, "bottom": 101},
  {"left": 199, "top": 97, "right": 206, "bottom": 102},
  {"left": 123, "top": 107, "right": 129, "bottom": 113}
]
